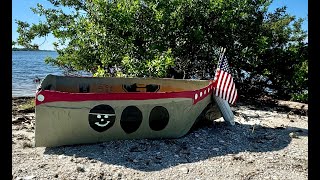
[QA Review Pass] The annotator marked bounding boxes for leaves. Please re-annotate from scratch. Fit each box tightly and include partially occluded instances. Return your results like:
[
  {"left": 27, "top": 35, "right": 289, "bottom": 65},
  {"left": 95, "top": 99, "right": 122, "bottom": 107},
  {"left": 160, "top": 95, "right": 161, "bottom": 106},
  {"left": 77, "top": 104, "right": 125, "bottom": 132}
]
[{"left": 14, "top": 0, "right": 308, "bottom": 102}]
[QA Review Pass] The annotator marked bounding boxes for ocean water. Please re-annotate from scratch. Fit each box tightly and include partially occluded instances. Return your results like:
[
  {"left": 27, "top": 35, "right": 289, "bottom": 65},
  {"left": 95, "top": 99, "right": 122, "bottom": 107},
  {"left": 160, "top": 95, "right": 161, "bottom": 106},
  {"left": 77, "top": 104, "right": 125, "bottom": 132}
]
[{"left": 12, "top": 51, "right": 91, "bottom": 97}]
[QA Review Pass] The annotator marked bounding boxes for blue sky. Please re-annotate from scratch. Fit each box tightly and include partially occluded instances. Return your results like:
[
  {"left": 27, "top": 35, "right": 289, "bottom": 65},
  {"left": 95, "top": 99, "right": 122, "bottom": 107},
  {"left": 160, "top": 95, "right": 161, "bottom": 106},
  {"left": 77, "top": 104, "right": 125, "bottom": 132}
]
[{"left": 12, "top": 0, "right": 308, "bottom": 50}]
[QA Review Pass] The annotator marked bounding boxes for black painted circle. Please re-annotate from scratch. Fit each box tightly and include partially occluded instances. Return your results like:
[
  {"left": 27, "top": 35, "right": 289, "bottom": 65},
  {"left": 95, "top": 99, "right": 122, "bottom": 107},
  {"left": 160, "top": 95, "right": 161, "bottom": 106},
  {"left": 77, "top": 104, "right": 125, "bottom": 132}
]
[
  {"left": 149, "top": 106, "right": 169, "bottom": 131},
  {"left": 120, "top": 106, "right": 143, "bottom": 134},
  {"left": 88, "top": 105, "right": 116, "bottom": 132}
]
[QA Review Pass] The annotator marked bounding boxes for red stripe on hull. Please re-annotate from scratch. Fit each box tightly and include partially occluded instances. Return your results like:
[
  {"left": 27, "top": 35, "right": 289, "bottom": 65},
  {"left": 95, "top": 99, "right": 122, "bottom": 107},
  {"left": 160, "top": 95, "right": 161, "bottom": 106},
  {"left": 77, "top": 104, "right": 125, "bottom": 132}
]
[{"left": 36, "top": 81, "right": 215, "bottom": 106}]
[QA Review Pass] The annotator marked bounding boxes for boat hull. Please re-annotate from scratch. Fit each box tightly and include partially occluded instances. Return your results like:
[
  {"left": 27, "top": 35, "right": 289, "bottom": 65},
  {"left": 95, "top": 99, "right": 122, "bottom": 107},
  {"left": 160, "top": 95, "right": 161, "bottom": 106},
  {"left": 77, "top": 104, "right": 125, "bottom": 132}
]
[
  {"left": 34, "top": 75, "right": 218, "bottom": 147},
  {"left": 35, "top": 96, "right": 211, "bottom": 147}
]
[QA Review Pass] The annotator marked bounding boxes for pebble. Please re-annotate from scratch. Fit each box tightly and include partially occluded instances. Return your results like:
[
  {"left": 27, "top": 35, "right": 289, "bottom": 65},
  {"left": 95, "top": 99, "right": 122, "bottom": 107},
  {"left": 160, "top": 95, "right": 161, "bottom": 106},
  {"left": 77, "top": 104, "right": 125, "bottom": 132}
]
[
  {"left": 38, "top": 164, "right": 47, "bottom": 168},
  {"left": 289, "top": 132, "right": 299, "bottom": 138},
  {"left": 266, "top": 156, "right": 274, "bottom": 160},
  {"left": 179, "top": 167, "right": 189, "bottom": 174},
  {"left": 24, "top": 176, "right": 35, "bottom": 180},
  {"left": 76, "top": 165, "right": 85, "bottom": 172}
]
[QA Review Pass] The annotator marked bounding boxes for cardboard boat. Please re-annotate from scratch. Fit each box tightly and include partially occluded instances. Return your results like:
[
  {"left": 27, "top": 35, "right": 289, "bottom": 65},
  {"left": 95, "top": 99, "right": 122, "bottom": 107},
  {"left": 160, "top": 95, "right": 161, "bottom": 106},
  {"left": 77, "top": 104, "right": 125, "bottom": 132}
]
[{"left": 35, "top": 74, "right": 234, "bottom": 147}]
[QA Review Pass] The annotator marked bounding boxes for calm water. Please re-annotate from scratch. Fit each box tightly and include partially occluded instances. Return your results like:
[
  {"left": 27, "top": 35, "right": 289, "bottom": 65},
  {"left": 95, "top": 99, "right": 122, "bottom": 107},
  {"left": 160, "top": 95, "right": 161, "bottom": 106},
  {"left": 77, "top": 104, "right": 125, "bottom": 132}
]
[{"left": 12, "top": 51, "right": 91, "bottom": 97}]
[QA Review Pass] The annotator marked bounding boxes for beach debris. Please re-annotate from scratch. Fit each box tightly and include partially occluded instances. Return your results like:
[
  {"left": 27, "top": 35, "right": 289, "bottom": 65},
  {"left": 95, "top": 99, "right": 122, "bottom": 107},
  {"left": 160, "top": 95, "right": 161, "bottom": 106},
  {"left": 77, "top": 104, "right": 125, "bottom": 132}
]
[{"left": 289, "top": 132, "right": 299, "bottom": 138}]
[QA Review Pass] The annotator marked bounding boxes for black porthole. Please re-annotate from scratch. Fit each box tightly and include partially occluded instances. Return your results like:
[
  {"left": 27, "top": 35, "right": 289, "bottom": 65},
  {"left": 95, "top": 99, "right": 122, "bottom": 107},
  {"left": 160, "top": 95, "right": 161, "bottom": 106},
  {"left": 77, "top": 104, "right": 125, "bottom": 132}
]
[
  {"left": 120, "top": 106, "right": 143, "bottom": 134},
  {"left": 149, "top": 106, "right": 169, "bottom": 131}
]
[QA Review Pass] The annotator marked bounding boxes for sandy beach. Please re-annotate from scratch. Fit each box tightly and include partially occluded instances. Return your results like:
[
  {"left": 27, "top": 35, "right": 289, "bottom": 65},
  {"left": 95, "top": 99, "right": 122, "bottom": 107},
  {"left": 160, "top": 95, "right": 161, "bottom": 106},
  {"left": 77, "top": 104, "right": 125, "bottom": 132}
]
[{"left": 12, "top": 96, "right": 308, "bottom": 180}]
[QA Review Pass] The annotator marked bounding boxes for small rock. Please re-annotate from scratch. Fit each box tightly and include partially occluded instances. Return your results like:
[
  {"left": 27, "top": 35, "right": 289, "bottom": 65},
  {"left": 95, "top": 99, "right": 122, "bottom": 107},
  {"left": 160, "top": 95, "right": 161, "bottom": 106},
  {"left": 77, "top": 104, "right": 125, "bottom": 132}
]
[
  {"left": 179, "top": 167, "right": 189, "bottom": 174},
  {"left": 267, "top": 156, "right": 274, "bottom": 160},
  {"left": 54, "top": 174, "right": 58, "bottom": 178},
  {"left": 24, "top": 175, "right": 35, "bottom": 180},
  {"left": 197, "top": 147, "right": 202, "bottom": 150},
  {"left": 219, "top": 140, "right": 225, "bottom": 143},
  {"left": 38, "top": 164, "right": 47, "bottom": 168},
  {"left": 117, "top": 172, "right": 122, "bottom": 177},
  {"left": 289, "top": 132, "right": 299, "bottom": 138},
  {"left": 97, "top": 172, "right": 104, "bottom": 178},
  {"left": 174, "top": 154, "right": 180, "bottom": 158},
  {"left": 21, "top": 141, "right": 33, "bottom": 148},
  {"left": 133, "top": 159, "right": 139, "bottom": 163},
  {"left": 232, "top": 155, "right": 244, "bottom": 161},
  {"left": 76, "top": 165, "right": 85, "bottom": 172}
]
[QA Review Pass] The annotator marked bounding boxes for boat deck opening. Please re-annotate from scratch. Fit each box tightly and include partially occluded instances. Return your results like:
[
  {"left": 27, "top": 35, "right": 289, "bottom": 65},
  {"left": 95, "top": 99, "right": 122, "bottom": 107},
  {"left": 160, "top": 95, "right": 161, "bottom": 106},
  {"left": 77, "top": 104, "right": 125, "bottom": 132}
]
[{"left": 40, "top": 75, "right": 211, "bottom": 93}]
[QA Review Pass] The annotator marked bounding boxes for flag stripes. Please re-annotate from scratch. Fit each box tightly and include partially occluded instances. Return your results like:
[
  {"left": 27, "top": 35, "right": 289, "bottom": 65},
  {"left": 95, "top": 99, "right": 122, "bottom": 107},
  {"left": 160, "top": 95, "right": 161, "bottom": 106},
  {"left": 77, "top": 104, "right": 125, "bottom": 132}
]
[{"left": 213, "top": 48, "right": 238, "bottom": 105}]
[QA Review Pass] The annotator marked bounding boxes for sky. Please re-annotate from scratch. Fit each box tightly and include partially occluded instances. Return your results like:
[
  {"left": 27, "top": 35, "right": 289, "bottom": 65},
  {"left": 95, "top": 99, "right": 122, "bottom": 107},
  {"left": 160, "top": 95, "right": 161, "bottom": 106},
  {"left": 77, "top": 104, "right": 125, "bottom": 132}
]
[{"left": 12, "top": 0, "right": 308, "bottom": 50}]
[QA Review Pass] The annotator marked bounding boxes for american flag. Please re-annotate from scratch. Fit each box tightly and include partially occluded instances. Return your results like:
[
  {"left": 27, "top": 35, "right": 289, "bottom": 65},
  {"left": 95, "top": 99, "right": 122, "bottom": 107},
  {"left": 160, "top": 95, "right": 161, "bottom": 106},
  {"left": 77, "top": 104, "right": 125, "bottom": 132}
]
[{"left": 213, "top": 49, "right": 238, "bottom": 105}]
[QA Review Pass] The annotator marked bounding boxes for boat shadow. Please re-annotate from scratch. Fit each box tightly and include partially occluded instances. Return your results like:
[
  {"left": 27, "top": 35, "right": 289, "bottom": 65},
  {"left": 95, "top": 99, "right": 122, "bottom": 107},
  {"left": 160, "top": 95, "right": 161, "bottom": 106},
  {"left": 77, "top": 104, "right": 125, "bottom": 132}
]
[{"left": 43, "top": 121, "right": 307, "bottom": 172}]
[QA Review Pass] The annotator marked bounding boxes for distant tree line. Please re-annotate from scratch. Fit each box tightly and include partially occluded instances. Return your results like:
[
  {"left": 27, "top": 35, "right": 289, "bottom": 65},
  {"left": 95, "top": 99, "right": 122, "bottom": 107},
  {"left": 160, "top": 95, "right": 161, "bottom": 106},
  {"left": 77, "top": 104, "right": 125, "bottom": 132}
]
[
  {"left": 14, "top": 0, "right": 308, "bottom": 102},
  {"left": 12, "top": 41, "right": 39, "bottom": 51}
]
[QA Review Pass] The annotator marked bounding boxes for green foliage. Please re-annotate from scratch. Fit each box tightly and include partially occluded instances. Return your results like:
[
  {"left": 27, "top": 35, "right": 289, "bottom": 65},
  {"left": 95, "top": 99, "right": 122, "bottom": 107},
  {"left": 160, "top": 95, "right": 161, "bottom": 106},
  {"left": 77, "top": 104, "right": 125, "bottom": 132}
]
[
  {"left": 121, "top": 48, "right": 174, "bottom": 77},
  {"left": 14, "top": 0, "right": 308, "bottom": 102},
  {"left": 290, "top": 92, "right": 307, "bottom": 103}
]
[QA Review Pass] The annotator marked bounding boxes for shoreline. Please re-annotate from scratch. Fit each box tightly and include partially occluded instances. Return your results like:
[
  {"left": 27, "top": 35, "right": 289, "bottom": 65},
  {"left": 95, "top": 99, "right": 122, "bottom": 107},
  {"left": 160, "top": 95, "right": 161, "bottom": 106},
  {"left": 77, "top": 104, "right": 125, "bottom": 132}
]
[{"left": 12, "top": 96, "right": 35, "bottom": 98}]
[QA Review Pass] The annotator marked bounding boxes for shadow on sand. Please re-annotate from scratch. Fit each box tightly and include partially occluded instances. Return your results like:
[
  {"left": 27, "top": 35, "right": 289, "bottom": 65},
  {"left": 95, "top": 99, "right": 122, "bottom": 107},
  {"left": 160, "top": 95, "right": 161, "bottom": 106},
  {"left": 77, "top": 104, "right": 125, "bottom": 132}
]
[{"left": 44, "top": 120, "right": 307, "bottom": 172}]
